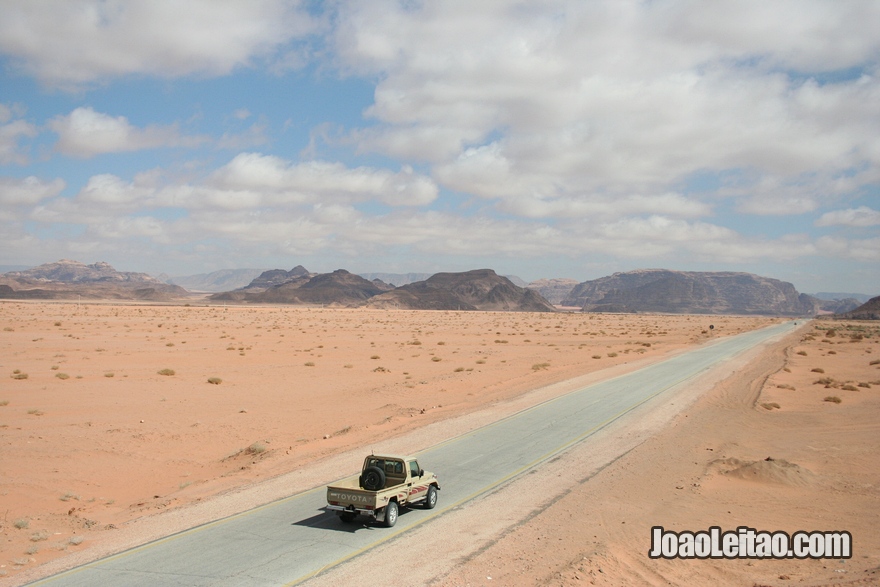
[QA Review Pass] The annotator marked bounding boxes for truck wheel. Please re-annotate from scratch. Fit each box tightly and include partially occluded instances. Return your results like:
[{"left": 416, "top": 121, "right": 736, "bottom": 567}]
[
  {"left": 383, "top": 501, "right": 398, "bottom": 528},
  {"left": 360, "top": 466, "right": 385, "bottom": 491},
  {"left": 339, "top": 511, "right": 356, "bottom": 523},
  {"left": 423, "top": 485, "right": 438, "bottom": 509}
]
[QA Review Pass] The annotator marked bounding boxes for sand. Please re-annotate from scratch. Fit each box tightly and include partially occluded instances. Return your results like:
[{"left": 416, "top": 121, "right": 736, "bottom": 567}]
[
  {"left": 419, "top": 320, "right": 880, "bottom": 587},
  {"left": 2, "top": 301, "right": 857, "bottom": 585}
]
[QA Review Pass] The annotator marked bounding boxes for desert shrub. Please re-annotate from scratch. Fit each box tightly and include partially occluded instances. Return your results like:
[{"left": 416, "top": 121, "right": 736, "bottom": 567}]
[
  {"left": 858, "top": 382, "right": 871, "bottom": 388},
  {"left": 304, "top": 362, "right": 315, "bottom": 367},
  {"left": 30, "top": 530, "right": 49, "bottom": 542},
  {"left": 841, "top": 384, "right": 858, "bottom": 391},
  {"left": 0, "top": 400, "right": 8, "bottom": 406},
  {"left": 823, "top": 396, "right": 842, "bottom": 404},
  {"left": 814, "top": 377, "right": 835, "bottom": 386},
  {"left": 11, "top": 372, "right": 28, "bottom": 380},
  {"left": 796, "top": 350, "right": 807, "bottom": 356},
  {"left": 761, "top": 402, "right": 781, "bottom": 410},
  {"left": 776, "top": 384, "right": 795, "bottom": 390},
  {"left": 14, "top": 519, "right": 29, "bottom": 529},
  {"left": 454, "top": 367, "right": 465, "bottom": 372},
  {"left": 811, "top": 368, "right": 825, "bottom": 373},
  {"left": 245, "top": 442, "right": 266, "bottom": 455},
  {"left": 870, "top": 359, "right": 880, "bottom": 366},
  {"left": 532, "top": 363, "right": 550, "bottom": 370},
  {"left": 370, "top": 355, "right": 380, "bottom": 359},
  {"left": 27, "top": 409, "right": 44, "bottom": 416},
  {"left": 431, "top": 356, "right": 441, "bottom": 362},
  {"left": 55, "top": 372, "right": 70, "bottom": 380},
  {"left": 207, "top": 377, "right": 222, "bottom": 385},
  {"left": 68, "top": 536, "right": 84, "bottom": 546},
  {"left": 104, "top": 372, "right": 114, "bottom": 377},
  {"left": 607, "top": 352, "right": 618, "bottom": 357},
  {"left": 157, "top": 368, "right": 175, "bottom": 376}
]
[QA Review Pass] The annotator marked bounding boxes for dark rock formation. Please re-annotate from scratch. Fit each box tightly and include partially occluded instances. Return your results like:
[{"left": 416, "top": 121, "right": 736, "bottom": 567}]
[
  {"left": 562, "top": 269, "right": 817, "bottom": 315},
  {"left": 366, "top": 269, "right": 555, "bottom": 312}
]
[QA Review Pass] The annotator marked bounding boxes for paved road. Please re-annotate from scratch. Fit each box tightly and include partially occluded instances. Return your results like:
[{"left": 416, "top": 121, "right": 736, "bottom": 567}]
[{"left": 29, "top": 322, "right": 796, "bottom": 587}]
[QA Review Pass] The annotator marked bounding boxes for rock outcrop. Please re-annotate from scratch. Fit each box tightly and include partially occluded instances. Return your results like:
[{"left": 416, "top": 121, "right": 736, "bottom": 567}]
[{"left": 561, "top": 269, "right": 817, "bottom": 315}]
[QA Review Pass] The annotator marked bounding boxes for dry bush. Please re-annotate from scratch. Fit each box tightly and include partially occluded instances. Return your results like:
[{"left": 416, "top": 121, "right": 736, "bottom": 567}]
[
  {"left": 823, "top": 396, "right": 842, "bottom": 404},
  {"left": 532, "top": 363, "right": 550, "bottom": 371},
  {"left": 207, "top": 377, "right": 222, "bottom": 385},
  {"left": 55, "top": 372, "right": 70, "bottom": 380},
  {"left": 761, "top": 402, "right": 781, "bottom": 410},
  {"left": 157, "top": 368, "right": 175, "bottom": 376},
  {"left": 811, "top": 368, "right": 825, "bottom": 373}
]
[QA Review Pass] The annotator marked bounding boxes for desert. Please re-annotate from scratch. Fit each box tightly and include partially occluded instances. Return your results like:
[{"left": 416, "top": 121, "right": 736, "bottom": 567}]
[
  {"left": 1, "top": 300, "right": 789, "bottom": 584},
  {"left": 3, "top": 301, "right": 878, "bottom": 586}
]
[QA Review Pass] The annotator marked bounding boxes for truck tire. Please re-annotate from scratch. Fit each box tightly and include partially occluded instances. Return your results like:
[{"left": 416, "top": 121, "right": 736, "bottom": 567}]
[
  {"left": 423, "top": 485, "right": 438, "bottom": 509},
  {"left": 339, "top": 511, "right": 356, "bottom": 523},
  {"left": 383, "top": 501, "right": 398, "bottom": 528},
  {"left": 360, "top": 466, "right": 385, "bottom": 491}
]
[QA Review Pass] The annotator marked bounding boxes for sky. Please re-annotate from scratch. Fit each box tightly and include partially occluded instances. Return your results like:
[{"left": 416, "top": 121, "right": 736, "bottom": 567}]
[{"left": 0, "top": 1, "right": 878, "bottom": 295}]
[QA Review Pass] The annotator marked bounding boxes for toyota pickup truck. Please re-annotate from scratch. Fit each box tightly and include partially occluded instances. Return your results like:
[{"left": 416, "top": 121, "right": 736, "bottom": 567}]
[{"left": 326, "top": 454, "right": 440, "bottom": 527}]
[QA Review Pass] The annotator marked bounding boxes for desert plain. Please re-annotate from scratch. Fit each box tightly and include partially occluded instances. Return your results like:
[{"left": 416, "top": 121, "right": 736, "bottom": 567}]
[{"left": 1, "top": 301, "right": 878, "bottom": 586}]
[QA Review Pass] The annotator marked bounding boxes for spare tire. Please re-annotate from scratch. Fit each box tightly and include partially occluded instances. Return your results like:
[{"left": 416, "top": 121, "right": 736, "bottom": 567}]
[{"left": 360, "top": 466, "right": 385, "bottom": 491}]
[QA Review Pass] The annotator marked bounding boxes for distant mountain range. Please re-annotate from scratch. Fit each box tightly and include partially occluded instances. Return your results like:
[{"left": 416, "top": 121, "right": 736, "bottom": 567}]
[
  {"left": 556, "top": 269, "right": 828, "bottom": 316},
  {"left": 0, "top": 259, "right": 187, "bottom": 301},
  {"left": 210, "top": 268, "right": 549, "bottom": 312},
  {"left": 823, "top": 296, "right": 880, "bottom": 320},
  {"left": 1, "top": 260, "right": 875, "bottom": 317},
  {"left": 167, "top": 268, "right": 268, "bottom": 292}
]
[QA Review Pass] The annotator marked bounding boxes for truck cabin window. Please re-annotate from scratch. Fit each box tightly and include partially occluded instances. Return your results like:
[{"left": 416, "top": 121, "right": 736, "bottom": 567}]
[{"left": 409, "top": 460, "right": 421, "bottom": 478}]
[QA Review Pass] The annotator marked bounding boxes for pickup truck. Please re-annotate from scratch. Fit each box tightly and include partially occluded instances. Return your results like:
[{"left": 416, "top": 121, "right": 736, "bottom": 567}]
[{"left": 326, "top": 454, "right": 440, "bottom": 527}]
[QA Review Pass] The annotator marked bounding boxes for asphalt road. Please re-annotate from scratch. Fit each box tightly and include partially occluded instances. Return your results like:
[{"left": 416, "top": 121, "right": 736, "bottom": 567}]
[{"left": 28, "top": 321, "right": 796, "bottom": 587}]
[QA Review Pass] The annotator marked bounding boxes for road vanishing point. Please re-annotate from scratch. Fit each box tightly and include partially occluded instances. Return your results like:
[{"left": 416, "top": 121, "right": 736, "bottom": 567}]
[{"left": 28, "top": 321, "right": 798, "bottom": 587}]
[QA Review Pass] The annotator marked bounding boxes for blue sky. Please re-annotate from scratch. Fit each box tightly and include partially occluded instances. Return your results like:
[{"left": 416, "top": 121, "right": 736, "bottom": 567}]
[{"left": 1, "top": 1, "right": 878, "bottom": 294}]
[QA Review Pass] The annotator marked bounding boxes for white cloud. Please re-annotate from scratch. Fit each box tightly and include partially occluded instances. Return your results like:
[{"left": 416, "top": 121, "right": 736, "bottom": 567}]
[
  {"left": 0, "top": 104, "right": 37, "bottom": 164},
  {"left": 816, "top": 206, "right": 880, "bottom": 227},
  {"left": 0, "top": 0, "right": 320, "bottom": 88},
  {"left": 49, "top": 107, "right": 206, "bottom": 158},
  {"left": 0, "top": 176, "right": 65, "bottom": 206},
  {"left": 209, "top": 153, "right": 438, "bottom": 206},
  {"left": 333, "top": 1, "right": 880, "bottom": 219}
]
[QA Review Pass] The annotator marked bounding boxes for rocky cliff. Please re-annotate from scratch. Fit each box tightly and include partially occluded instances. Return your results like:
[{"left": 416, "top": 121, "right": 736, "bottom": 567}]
[{"left": 562, "top": 269, "right": 817, "bottom": 315}]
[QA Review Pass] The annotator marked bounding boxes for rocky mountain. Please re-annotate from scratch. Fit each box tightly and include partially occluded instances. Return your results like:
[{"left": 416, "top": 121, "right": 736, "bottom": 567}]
[
  {"left": 0, "top": 259, "right": 188, "bottom": 301},
  {"left": 526, "top": 278, "right": 579, "bottom": 305},
  {"left": 211, "top": 269, "right": 384, "bottom": 306},
  {"left": 818, "top": 298, "right": 862, "bottom": 314},
  {"left": 168, "top": 268, "right": 267, "bottom": 292},
  {"left": 358, "top": 272, "right": 433, "bottom": 287},
  {"left": 561, "top": 269, "right": 817, "bottom": 315},
  {"left": 6, "top": 259, "right": 157, "bottom": 283},
  {"left": 812, "top": 292, "right": 873, "bottom": 303},
  {"left": 365, "top": 269, "right": 555, "bottom": 312},
  {"left": 241, "top": 265, "right": 312, "bottom": 290},
  {"left": 825, "top": 296, "right": 880, "bottom": 320}
]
